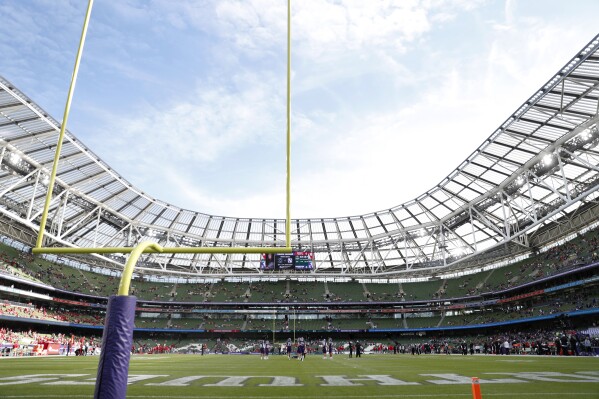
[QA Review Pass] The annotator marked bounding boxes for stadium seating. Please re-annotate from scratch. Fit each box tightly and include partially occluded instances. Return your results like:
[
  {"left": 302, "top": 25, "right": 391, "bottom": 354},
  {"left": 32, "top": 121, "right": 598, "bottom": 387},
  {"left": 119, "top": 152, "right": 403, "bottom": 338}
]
[
  {"left": 209, "top": 282, "right": 249, "bottom": 302},
  {"left": 2, "top": 224, "right": 598, "bottom": 306},
  {"left": 131, "top": 280, "right": 176, "bottom": 301},
  {"left": 365, "top": 283, "right": 400, "bottom": 301},
  {"left": 335, "top": 318, "right": 372, "bottom": 329},
  {"left": 247, "top": 281, "right": 288, "bottom": 302},
  {"left": 0, "top": 226, "right": 598, "bottom": 340},
  {"left": 0, "top": 301, "right": 102, "bottom": 325},
  {"left": 327, "top": 282, "right": 365, "bottom": 302},
  {"left": 368, "top": 318, "right": 402, "bottom": 329},
  {"left": 401, "top": 279, "right": 443, "bottom": 300},
  {"left": 405, "top": 316, "right": 442, "bottom": 329},
  {"left": 202, "top": 317, "right": 246, "bottom": 330},
  {"left": 288, "top": 280, "right": 325, "bottom": 302},
  {"left": 442, "top": 269, "right": 494, "bottom": 298},
  {"left": 136, "top": 317, "right": 171, "bottom": 328},
  {"left": 177, "top": 283, "right": 212, "bottom": 302}
]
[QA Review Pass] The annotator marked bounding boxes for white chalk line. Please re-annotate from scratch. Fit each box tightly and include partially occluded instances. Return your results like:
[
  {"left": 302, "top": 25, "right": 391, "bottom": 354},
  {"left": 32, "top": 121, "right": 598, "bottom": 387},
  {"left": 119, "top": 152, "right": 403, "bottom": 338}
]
[{"left": 2, "top": 393, "right": 599, "bottom": 399}]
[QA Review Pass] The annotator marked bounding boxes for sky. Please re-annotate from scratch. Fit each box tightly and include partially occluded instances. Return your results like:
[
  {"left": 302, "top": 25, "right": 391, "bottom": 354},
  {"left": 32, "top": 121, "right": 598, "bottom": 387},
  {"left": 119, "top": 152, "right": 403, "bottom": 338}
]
[{"left": 0, "top": 0, "right": 598, "bottom": 219}]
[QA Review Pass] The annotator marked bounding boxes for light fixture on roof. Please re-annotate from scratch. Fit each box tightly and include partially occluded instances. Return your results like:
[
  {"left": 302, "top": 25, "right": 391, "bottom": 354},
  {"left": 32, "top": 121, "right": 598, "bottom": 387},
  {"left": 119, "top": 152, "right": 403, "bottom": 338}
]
[
  {"left": 579, "top": 129, "right": 593, "bottom": 142},
  {"left": 542, "top": 153, "right": 554, "bottom": 166},
  {"left": 453, "top": 247, "right": 467, "bottom": 256},
  {"left": 8, "top": 152, "right": 21, "bottom": 165},
  {"left": 41, "top": 174, "right": 50, "bottom": 186},
  {"left": 515, "top": 175, "right": 525, "bottom": 186}
]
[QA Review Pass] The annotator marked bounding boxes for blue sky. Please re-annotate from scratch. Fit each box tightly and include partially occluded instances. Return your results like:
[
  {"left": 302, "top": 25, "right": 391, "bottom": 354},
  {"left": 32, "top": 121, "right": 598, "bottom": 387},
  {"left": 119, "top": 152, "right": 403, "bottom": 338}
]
[{"left": 1, "top": 0, "right": 598, "bottom": 219}]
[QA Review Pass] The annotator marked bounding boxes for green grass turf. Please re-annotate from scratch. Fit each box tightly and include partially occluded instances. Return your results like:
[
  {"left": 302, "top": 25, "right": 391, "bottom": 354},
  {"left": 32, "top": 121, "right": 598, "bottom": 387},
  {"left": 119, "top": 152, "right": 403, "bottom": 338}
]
[{"left": 0, "top": 354, "right": 598, "bottom": 398}]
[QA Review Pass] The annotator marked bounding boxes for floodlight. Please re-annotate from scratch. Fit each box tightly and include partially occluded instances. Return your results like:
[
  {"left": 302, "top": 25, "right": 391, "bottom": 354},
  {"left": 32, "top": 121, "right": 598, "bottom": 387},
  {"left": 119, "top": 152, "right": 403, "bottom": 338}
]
[
  {"left": 41, "top": 174, "right": 50, "bottom": 186},
  {"left": 579, "top": 129, "right": 591, "bottom": 141},
  {"left": 8, "top": 152, "right": 21, "bottom": 165},
  {"left": 452, "top": 247, "right": 467, "bottom": 256},
  {"left": 542, "top": 154, "right": 553, "bottom": 166}
]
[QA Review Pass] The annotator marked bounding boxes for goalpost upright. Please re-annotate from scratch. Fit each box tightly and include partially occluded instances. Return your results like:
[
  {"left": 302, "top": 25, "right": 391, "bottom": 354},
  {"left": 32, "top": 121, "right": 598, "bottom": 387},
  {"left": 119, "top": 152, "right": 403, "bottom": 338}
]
[{"left": 30, "top": 1, "right": 294, "bottom": 398}]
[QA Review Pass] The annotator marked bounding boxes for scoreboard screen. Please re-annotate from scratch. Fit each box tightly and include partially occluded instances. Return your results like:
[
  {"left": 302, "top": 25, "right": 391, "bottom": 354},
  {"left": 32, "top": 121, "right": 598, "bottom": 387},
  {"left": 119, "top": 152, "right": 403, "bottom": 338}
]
[
  {"left": 260, "top": 251, "right": 315, "bottom": 271},
  {"left": 260, "top": 253, "right": 275, "bottom": 270},
  {"left": 293, "top": 251, "right": 314, "bottom": 270},
  {"left": 275, "top": 254, "right": 295, "bottom": 270}
]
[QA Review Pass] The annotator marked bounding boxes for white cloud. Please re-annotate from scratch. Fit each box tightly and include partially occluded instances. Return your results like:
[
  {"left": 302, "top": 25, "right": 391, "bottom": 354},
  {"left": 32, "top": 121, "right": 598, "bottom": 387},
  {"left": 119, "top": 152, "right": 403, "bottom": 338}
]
[
  {"left": 85, "top": 70, "right": 286, "bottom": 198},
  {"left": 163, "top": 165, "right": 288, "bottom": 218},
  {"left": 146, "top": 0, "right": 476, "bottom": 58}
]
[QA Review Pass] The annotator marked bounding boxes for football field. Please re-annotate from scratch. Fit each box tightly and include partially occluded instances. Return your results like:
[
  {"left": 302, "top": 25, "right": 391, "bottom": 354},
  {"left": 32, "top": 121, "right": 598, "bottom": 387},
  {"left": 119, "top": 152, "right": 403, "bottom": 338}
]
[{"left": 0, "top": 354, "right": 598, "bottom": 398}]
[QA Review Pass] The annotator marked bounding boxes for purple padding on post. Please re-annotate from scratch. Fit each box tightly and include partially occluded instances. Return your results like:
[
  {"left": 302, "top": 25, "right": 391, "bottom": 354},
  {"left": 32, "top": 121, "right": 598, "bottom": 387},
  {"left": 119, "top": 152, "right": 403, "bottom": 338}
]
[{"left": 94, "top": 295, "right": 137, "bottom": 399}]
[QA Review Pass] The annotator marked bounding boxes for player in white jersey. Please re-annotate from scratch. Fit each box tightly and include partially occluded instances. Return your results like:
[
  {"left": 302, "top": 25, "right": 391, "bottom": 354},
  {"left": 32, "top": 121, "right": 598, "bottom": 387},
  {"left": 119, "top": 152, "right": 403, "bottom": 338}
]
[
  {"left": 297, "top": 337, "right": 305, "bottom": 361},
  {"left": 286, "top": 338, "right": 293, "bottom": 359},
  {"left": 259, "top": 340, "right": 265, "bottom": 360},
  {"left": 264, "top": 340, "right": 270, "bottom": 359}
]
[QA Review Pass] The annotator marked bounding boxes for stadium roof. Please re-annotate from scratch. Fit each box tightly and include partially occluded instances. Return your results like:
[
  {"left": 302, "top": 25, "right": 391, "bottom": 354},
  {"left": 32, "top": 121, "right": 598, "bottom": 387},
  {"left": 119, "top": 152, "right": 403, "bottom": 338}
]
[{"left": 0, "top": 35, "right": 598, "bottom": 278}]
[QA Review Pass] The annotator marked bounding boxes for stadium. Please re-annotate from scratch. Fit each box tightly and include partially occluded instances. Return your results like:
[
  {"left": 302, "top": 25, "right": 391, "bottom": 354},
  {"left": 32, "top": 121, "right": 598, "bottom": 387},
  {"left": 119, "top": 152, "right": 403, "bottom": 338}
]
[{"left": 1, "top": 1, "right": 599, "bottom": 399}]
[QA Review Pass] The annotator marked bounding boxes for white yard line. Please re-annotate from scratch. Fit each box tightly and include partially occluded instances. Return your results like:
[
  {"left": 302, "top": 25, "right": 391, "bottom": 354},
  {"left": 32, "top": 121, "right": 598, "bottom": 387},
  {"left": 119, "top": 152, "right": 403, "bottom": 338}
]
[{"left": 3, "top": 393, "right": 599, "bottom": 399}]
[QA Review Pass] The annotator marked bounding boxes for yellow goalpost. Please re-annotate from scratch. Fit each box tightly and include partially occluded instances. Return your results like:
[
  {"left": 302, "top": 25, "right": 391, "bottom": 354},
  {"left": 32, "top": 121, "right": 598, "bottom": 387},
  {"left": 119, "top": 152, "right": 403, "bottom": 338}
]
[
  {"left": 31, "top": 0, "right": 294, "bottom": 295},
  {"left": 29, "top": 1, "right": 294, "bottom": 397}
]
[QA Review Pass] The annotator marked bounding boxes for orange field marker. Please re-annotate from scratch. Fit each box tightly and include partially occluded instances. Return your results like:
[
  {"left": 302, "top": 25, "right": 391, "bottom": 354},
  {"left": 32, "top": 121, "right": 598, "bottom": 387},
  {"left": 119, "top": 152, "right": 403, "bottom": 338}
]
[{"left": 471, "top": 377, "right": 482, "bottom": 399}]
